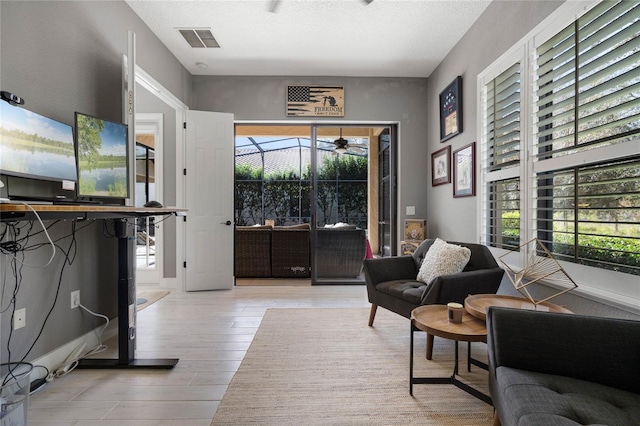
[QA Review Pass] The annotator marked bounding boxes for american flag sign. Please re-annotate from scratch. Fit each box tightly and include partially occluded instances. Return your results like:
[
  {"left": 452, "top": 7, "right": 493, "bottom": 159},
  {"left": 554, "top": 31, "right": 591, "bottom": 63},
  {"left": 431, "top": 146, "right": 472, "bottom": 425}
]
[{"left": 286, "top": 86, "right": 344, "bottom": 117}]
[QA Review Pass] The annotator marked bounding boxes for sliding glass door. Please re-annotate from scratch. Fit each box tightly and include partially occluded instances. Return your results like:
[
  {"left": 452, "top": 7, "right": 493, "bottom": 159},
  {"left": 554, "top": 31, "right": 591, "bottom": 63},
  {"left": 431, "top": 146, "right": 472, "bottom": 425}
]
[
  {"left": 234, "top": 123, "right": 396, "bottom": 284},
  {"left": 311, "top": 125, "right": 393, "bottom": 284}
]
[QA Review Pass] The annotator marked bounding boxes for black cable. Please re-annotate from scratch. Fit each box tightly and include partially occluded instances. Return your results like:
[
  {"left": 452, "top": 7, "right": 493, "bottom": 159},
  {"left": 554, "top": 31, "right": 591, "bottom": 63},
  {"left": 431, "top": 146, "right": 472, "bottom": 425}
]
[
  {"left": 1, "top": 220, "right": 93, "bottom": 372},
  {"left": 151, "top": 215, "right": 173, "bottom": 227},
  {"left": 18, "top": 221, "right": 80, "bottom": 363},
  {"left": 2, "top": 235, "right": 24, "bottom": 386},
  {"left": 103, "top": 219, "right": 116, "bottom": 238},
  {"left": 23, "top": 220, "right": 93, "bottom": 253}
]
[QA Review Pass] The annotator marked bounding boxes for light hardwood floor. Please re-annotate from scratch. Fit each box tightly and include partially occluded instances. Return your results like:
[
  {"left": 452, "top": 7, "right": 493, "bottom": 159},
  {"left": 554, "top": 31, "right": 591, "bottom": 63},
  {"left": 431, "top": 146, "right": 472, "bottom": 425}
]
[{"left": 28, "top": 284, "right": 370, "bottom": 425}]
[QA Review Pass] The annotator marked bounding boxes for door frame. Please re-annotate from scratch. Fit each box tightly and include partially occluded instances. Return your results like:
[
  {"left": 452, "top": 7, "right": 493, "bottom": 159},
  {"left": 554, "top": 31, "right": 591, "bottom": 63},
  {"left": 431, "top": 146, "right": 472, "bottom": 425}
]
[
  {"left": 135, "top": 113, "right": 163, "bottom": 285},
  {"left": 234, "top": 120, "right": 398, "bottom": 282},
  {"left": 134, "top": 65, "right": 188, "bottom": 291}
]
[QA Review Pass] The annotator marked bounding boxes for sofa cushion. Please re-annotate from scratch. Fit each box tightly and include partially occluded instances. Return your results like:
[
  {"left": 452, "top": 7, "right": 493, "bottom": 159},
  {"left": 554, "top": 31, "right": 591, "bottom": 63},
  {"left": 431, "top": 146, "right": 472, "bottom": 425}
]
[
  {"left": 416, "top": 238, "right": 471, "bottom": 284},
  {"left": 376, "top": 280, "right": 426, "bottom": 306},
  {"left": 495, "top": 366, "right": 640, "bottom": 426},
  {"left": 274, "top": 223, "right": 310, "bottom": 230},
  {"left": 323, "top": 223, "right": 357, "bottom": 230}
]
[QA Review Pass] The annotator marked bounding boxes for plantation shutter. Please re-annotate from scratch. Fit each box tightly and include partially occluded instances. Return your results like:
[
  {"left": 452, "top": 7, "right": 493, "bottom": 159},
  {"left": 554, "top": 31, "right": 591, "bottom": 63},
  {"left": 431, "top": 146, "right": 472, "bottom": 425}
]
[
  {"left": 535, "top": 0, "right": 640, "bottom": 158},
  {"left": 483, "top": 61, "right": 522, "bottom": 248},
  {"left": 486, "top": 62, "right": 522, "bottom": 171},
  {"left": 535, "top": 158, "right": 640, "bottom": 275},
  {"left": 488, "top": 177, "right": 521, "bottom": 250}
]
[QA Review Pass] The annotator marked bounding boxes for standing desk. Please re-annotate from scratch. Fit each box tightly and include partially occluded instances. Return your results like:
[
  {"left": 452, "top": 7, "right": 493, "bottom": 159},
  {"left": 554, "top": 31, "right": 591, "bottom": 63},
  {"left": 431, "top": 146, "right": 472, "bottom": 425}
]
[{"left": 0, "top": 203, "right": 187, "bottom": 369}]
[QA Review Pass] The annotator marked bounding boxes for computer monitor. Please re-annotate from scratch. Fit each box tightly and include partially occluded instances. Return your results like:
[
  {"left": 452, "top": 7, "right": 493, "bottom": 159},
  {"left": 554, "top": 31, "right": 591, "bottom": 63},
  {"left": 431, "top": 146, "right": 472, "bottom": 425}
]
[
  {"left": 0, "top": 101, "right": 77, "bottom": 184},
  {"left": 75, "top": 112, "right": 129, "bottom": 200}
]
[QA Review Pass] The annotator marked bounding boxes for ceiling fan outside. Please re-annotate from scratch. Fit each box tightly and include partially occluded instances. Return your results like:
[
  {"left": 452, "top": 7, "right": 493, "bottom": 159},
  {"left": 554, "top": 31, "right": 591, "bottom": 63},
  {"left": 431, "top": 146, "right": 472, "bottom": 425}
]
[
  {"left": 333, "top": 128, "right": 368, "bottom": 155},
  {"left": 334, "top": 128, "right": 349, "bottom": 154}
]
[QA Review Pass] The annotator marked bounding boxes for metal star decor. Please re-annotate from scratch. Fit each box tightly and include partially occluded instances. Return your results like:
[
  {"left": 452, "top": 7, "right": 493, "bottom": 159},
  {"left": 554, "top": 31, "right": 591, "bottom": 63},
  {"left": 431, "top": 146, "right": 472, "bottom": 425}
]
[{"left": 498, "top": 238, "right": 578, "bottom": 306}]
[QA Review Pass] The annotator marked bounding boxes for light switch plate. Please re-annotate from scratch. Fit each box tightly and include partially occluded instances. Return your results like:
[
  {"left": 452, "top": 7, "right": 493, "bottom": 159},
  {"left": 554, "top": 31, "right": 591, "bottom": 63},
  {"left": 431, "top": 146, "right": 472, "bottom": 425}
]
[{"left": 406, "top": 206, "right": 416, "bottom": 216}]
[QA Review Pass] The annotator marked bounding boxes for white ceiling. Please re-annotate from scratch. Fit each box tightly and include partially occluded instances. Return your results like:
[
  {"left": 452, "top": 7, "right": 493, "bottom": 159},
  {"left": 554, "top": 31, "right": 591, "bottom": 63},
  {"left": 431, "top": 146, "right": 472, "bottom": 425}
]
[{"left": 125, "top": 0, "right": 492, "bottom": 78}]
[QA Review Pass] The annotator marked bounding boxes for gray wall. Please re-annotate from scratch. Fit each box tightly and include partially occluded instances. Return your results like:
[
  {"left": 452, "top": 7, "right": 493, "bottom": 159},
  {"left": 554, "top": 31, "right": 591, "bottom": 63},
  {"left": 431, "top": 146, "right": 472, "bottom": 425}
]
[
  {"left": 0, "top": 0, "right": 191, "bottom": 363},
  {"left": 192, "top": 76, "right": 430, "bottom": 235},
  {"left": 425, "top": 0, "right": 638, "bottom": 320},
  {"left": 425, "top": 0, "right": 565, "bottom": 241}
]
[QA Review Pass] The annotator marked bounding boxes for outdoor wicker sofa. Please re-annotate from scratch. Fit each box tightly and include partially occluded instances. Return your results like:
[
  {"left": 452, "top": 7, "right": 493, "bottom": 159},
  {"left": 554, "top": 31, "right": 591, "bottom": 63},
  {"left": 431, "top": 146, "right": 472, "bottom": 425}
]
[
  {"left": 271, "top": 224, "right": 311, "bottom": 278},
  {"left": 235, "top": 224, "right": 366, "bottom": 279},
  {"left": 234, "top": 225, "right": 272, "bottom": 277},
  {"left": 315, "top": 226, "right": 367, "bottom": 278}
]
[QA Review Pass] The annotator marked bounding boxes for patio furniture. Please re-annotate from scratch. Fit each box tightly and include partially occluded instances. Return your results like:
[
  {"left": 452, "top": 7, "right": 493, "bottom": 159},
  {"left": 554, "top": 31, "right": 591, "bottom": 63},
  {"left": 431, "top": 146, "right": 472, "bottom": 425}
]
[
  {"left": 315, "top": 227, "right": 367, "bottom": 278},
  {"left": 235, "top": 226, "right": 272, "bottom": 277},
  {"left": 271, "top": 224, "right": 311, "bottom": 278}
]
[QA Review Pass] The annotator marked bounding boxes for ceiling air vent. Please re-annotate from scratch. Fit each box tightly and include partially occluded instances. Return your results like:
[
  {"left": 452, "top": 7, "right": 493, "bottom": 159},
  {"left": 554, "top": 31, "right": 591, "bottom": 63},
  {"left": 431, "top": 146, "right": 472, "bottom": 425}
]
[{"left": 178, "top": 29, "right": 220, "bottom": 48}]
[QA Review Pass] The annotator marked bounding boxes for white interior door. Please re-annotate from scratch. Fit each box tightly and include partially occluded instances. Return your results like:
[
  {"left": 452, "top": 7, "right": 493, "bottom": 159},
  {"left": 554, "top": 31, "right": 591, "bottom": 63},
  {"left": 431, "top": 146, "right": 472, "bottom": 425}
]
[{"left": 185, "top": 110, "right": 234, "bottom": 291}]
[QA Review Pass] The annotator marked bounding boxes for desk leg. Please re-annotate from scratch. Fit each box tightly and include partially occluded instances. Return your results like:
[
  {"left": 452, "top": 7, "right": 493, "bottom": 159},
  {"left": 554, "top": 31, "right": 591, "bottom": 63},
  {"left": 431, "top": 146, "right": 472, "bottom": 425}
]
[{"left": 78, "top": 219, "right": 178, "bottom": 369}]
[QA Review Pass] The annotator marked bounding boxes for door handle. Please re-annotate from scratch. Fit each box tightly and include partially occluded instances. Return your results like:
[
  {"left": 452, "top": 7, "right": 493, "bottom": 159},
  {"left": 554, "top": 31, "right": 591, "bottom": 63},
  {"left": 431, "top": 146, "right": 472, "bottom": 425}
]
[{"left": 221, "top": 220, "right": 232, "bottom": 226}]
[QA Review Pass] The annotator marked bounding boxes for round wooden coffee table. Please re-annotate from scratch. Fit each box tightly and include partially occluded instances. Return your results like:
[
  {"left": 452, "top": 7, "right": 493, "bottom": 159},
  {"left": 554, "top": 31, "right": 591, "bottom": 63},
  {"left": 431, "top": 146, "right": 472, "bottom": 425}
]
[
  {"left": 464, "top": 294, "right": 573, "bottom": 321},
  {"left": 410, "top": 305, "right": 491, "bottom": 404}
]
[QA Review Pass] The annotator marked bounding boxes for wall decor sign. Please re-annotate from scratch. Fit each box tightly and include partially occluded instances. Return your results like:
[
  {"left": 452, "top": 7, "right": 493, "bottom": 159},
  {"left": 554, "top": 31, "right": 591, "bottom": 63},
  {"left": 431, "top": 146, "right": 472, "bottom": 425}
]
[
  {"left": 439, "top": 76, "right": 462, "bottom": 142},
  {"left": 431, "top": 145, "right": 451, "bottom": 186},
  {"left": 453, "top": 142, "right": 475, "bottom": 197},
  {"left": 286, "top": 85, "right": 344, "bottom": 117}
]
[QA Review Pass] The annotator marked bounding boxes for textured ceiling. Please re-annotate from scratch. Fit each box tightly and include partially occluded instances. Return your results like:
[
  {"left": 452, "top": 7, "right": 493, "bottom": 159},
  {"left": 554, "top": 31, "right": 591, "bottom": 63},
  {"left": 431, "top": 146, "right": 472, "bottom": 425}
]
[{"left": 125, "top": 0, "right": 492, "bottom": 77}]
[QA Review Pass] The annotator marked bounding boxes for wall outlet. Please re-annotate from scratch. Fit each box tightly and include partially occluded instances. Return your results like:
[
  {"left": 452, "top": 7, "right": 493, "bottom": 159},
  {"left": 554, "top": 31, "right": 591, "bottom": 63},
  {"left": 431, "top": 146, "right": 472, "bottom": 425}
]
[
  {"left": 13, "top": 308, "right": 26, "bottom": 330},
  {"left": 71, "top": 290, "right": 80, "bottom": 309}
]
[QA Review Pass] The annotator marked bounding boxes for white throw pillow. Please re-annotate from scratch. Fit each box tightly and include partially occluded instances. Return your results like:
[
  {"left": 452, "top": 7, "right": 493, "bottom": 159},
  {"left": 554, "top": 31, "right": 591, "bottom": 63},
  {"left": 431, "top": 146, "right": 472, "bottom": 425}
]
[{"left": 416, "top": 238, "right": 471, "bottom": 284}]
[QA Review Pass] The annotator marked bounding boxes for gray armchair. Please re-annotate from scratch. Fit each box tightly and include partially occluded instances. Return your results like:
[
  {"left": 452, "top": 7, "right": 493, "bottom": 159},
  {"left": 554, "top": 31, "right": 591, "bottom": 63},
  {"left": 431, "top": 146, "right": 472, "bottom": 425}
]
[{"left": 363, "top": 238, "right": 504, "bottom": 326}]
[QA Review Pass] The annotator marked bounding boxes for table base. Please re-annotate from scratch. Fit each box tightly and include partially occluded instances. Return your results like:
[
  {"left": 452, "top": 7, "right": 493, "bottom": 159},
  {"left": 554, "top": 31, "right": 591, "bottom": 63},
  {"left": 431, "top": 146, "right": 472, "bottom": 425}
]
[{"left": 410, "top": 322, "right": 492, "bottom": 405}]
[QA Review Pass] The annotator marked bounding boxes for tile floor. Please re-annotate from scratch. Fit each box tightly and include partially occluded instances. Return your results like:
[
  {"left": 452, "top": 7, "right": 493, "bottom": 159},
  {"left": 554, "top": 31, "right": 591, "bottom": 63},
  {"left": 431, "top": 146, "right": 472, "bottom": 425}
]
[{"left": 28, "top": 284, "right": 370, "bottom": 425}]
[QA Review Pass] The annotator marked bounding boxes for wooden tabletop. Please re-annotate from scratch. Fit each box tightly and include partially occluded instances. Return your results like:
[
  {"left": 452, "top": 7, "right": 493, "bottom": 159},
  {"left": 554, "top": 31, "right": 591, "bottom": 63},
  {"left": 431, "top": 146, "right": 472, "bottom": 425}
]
[
  {"left": 411, "top": 305, "right": 487, "bottom": 343},
  {"left": 0, "top": 203, "right": 185, "bottom": 214},
  {"left": 464, "top": 294, "right": 573, "bottom": 321}
]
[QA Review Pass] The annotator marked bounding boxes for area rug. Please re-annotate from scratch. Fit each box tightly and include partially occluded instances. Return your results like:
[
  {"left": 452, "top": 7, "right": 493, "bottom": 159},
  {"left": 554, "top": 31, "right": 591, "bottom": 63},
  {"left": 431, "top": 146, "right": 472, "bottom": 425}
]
[
  {"left": 211, "top": 307, "right": 493, "bottom": 425},
  {"left": 135, "top": 290, "right": 170, "bottom": 311}
]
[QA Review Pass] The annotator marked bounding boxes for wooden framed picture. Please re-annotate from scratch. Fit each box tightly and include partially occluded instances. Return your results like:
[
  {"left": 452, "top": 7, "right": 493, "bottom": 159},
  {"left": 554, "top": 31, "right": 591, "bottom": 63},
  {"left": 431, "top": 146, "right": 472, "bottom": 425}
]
[
  {"left": 439, "top": 76, "right": 463, "bottom": 142},
  {"left": 431, "top": 145, "right": 451, "bottom": 186},
  {"left": 453, "top": 142, "right": 475, "bottom": 197},
  {"left": 404, "top": 219, "right": 426, "bottom": 241},
  {"left": 401, "top": 240, "right": 421, "bottom": 255}
]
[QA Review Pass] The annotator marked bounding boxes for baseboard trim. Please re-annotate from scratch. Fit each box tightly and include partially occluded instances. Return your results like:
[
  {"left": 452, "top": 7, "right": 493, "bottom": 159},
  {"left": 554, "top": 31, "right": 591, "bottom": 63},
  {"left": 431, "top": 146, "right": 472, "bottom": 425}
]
[{"left": 30, "top": 320, "right": 118, "bottom": 378}]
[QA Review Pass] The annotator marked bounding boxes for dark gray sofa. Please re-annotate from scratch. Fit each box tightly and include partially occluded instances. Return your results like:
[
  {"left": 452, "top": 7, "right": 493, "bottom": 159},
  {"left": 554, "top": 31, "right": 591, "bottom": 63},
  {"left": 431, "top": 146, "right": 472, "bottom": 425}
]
[
  {"left": 487, "top": 307, "right": 640, "bottom": 426},
  {"left": 363, "top": 239, "right": 504, "bottom": 326}
]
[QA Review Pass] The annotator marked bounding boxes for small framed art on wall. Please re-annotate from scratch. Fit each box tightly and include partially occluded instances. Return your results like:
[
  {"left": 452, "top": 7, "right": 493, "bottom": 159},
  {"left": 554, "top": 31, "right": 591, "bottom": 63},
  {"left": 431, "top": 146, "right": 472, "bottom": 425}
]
[
  {"left": 453, "top": 142, "right": 475, "bottom": 197},
  {"left": 431, "top": 145, "right": 451, "bottom": 186},
  {"left": 439, "top": 76, "right": 462, "bottom": 142}
]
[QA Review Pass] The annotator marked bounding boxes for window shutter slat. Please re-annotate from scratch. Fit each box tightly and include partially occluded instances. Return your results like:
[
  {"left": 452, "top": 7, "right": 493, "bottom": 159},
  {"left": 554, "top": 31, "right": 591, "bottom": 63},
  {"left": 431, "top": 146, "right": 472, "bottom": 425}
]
[{"left": 535, "top": 0, "right": 640, "bottom": 158}]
